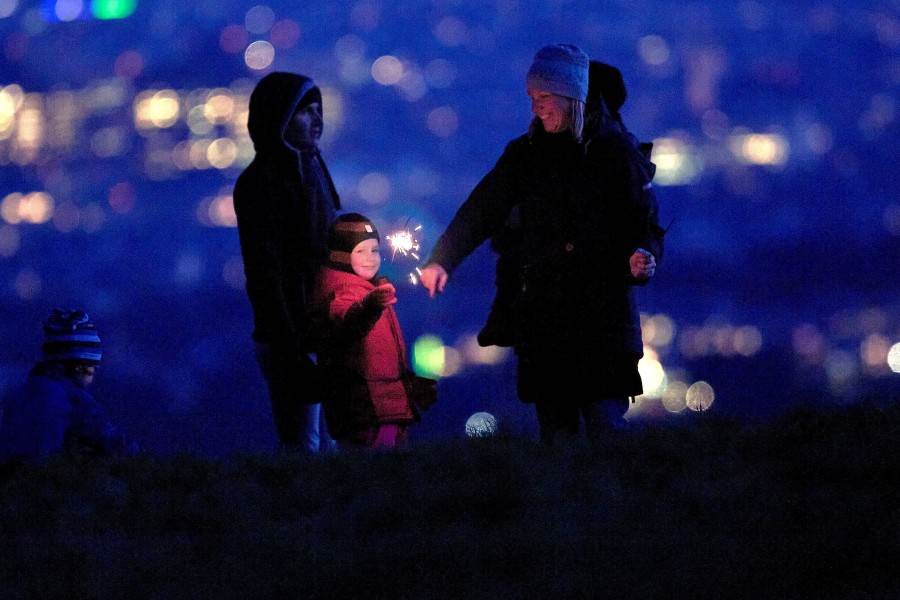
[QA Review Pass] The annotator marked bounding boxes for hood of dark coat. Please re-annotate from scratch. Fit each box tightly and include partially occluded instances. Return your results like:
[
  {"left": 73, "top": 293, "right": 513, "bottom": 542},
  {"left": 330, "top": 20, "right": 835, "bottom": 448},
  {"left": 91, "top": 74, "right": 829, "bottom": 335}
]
[{"left": 247, "top": 72, "right": 321, "bottom": 153}]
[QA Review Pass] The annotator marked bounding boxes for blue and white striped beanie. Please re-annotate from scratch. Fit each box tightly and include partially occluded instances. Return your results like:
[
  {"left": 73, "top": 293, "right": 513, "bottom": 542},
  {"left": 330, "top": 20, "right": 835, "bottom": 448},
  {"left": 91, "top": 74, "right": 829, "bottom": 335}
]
[
  {"left": 42, "top": 308, "right": 102, "bottom": 364},
  {"left": 526, "top": 44, "right": 590, "bottom": 102}
]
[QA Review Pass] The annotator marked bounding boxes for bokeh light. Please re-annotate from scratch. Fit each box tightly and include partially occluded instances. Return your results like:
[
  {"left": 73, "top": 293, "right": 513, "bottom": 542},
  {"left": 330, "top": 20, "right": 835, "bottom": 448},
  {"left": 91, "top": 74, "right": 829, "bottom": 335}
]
[
  {"left": 465, "top": 412, "right": 497, "bottom": 437},
  {"left": 134, "top": 90, "right": 180, "bottom": 130},
  {"left": 660, "top": 380, "right": 689, "bottom": 413},
  {"left": 107, "top": 181, "right": 135, "bottom": 214},
  {"left": 219, "top": 24, "right": 249, "bottom": 54},
  {"left": 0, "top": 224, "right": 20, "bottom": 257},
  {"left": 458, "top": 334, "right": 510, "bottom": 366},
  {"left": 412, "top": 334, "right": 445, "bottom": 379},
  {"left": 638, "top": 348, "right": 666, "bottom": 398},
  {"left": 638, "top": 34, "right": 670, "bottom": 66},
  {"left": 0, "top": 0, "right": 897, "bottom": 448},
  {"left": 95, "top": 0, "right": 136, "bottom": 19},
  {"left": 1, "top": 191, "right": 53, "bottom": 224},
  {"left": 641, "top": 313, "right": 675, "bottom": 348},
  {"left": 0, "top": 0, "right": 17, "bottom": 19},
  {"left": 269, "top": 19, "right": 301, "bottom": 49},
  {"left": 357, "top": 172, "right": 391, "bottom": 205},
  {"left": 729, "top": 131, "right": 789, "bottom": 166},
  {"left": 426, "top": 106, "right": 459, "bottom": 138},
  {"left": 244, "top": 40, "right": 275, "bottom": 71},
  {"left": 222, "top": 255, "right": 245, "bottom": 290},
  {"left": 433, "top": 16, "right": 468, "bottom": 47},
  {"left": 887, "top": 343, "right": 900, "bottom": 373},
  {"left": 13, "top": 268, "right": 40, "bottom": 300},
  {"left": 685, "top": 381, "right": 715, "bottom": 412},
  {"left": 651, "top": 136, "right": 701, "bottom": 185},
  {"left": 244, "top": 5, "right": 275, "bottom": 35},
  {"left": 371, "top": 55, "right": 403, "bottom": 85}
]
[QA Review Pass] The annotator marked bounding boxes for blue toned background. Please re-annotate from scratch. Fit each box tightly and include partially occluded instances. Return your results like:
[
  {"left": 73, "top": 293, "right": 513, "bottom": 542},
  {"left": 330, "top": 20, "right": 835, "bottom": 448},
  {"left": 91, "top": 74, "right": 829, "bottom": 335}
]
[{"left": 1, "top": 0, "right": 898, "bottom": 455}]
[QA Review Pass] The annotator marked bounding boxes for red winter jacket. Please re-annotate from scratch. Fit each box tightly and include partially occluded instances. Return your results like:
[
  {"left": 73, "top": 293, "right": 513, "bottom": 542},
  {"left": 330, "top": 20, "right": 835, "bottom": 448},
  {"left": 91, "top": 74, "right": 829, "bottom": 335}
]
[{"left": 311, "top": 267, "right": 416, "bottom": 439}]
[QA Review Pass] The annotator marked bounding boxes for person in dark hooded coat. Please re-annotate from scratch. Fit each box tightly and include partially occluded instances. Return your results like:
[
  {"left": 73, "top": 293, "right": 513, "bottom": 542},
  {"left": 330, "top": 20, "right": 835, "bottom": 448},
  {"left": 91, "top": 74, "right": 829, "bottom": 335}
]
[
  {"left": 233, "top": 72, "right": 341, "bottom": 454},
  {"left": 419, "top": 45, "right": 665, "bottom": 445}
]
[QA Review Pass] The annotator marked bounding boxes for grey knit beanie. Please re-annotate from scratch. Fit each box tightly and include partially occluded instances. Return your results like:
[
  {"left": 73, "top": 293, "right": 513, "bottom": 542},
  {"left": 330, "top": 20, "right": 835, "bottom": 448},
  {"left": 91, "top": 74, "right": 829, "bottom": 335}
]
[{"left": 526, "top": 44, "right": 589, "bottom": 102}]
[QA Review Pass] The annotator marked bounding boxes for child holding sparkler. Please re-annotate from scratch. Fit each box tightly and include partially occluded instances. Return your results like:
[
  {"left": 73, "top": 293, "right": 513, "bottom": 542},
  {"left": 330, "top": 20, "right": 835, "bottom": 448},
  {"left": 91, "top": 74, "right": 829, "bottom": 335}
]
[{"left": 311, "top": 213, "right": 428, "bottom": 449}]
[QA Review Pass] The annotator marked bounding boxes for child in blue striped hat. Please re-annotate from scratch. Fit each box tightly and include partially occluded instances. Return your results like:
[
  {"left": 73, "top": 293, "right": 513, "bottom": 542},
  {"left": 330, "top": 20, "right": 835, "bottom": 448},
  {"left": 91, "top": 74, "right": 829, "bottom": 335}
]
[{"left": 0, "top": 308, "right": 140, "bottom": 460}]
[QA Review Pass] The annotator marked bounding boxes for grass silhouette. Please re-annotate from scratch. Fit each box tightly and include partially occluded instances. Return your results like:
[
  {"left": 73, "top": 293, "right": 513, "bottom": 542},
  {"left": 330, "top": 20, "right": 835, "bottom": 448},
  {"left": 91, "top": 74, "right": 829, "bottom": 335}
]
[{"left": 1, "top": 401, "right": 897, "bottom": 599}]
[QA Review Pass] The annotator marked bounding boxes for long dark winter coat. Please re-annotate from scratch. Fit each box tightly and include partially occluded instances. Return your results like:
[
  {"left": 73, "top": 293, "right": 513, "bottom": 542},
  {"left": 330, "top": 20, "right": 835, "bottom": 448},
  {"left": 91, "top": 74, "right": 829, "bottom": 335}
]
[
  {"left": 311, "top": 268, "right": 416, "bottom": 440},
  {"left": 426, "top": 122, "right": 664, "bottom": 402},
  {"left": 233, "top": 73, "right": 341, "bottom": 354}
]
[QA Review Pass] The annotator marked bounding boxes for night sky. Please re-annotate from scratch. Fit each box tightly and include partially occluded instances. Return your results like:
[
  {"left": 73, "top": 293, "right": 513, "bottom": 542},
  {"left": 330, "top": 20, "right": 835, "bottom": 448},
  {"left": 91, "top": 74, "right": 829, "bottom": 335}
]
[{"left": 1, "top": 0, "right": 898, "bottom": 456}]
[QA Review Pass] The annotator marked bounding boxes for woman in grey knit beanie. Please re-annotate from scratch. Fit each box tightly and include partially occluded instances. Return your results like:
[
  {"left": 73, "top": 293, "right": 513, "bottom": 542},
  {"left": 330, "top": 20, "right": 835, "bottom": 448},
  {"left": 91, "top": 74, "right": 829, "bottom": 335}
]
[
  {"left": 420, "top": 43, "right": 664, "bottom": 447},
  {"left": 525, "top": 43, "right": 590, "bottom": 141}
]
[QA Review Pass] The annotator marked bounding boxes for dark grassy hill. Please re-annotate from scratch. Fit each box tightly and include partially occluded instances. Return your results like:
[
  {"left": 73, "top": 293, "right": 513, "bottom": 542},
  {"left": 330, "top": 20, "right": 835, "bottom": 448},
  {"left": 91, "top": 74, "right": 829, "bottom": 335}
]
[{"left": 1, "top": 401, "right": 897, "bottom": 599}]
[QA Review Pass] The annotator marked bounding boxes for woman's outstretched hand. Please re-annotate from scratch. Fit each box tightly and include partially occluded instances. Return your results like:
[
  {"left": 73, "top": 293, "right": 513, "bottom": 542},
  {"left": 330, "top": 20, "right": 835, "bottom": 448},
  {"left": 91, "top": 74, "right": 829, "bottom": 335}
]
[{"left": 419, "top": 263, "right": 448, "bottom": 298}]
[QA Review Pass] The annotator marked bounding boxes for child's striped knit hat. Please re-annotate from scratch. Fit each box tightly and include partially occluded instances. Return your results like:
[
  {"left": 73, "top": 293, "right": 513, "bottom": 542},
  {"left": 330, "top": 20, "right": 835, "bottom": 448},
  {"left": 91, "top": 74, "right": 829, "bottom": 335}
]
[{"left": 42, "top": 308, "right": 102, "bottom": 364}]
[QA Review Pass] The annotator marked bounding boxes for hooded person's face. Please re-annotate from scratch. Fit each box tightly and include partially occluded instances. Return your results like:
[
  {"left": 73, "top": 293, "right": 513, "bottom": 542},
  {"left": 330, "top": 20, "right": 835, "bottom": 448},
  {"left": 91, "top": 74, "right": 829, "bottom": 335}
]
[
  {"left": 528, "top": 89, "right": 572, "bottom": 133},
  {"left": 284, "top": 101, "right": 323, "bottom": 150}
]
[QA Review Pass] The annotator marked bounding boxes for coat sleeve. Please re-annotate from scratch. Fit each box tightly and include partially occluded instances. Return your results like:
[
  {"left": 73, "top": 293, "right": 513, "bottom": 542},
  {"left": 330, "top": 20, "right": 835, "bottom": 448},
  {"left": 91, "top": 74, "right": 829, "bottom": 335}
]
[
  {"left": 26, "top": 376, "right": 72, "bottom": 457},
  {"left": 67, "top": 386, "right": 140, "bottom": 456},
  {"left": 632, "top": 155, "right": 665, "bottom": 263},
  {"left": 324, "top": 283, "right": 384, "bottom": 347},
  {"left": 616, "top": 140, "right": 666, "bottom": 267}
]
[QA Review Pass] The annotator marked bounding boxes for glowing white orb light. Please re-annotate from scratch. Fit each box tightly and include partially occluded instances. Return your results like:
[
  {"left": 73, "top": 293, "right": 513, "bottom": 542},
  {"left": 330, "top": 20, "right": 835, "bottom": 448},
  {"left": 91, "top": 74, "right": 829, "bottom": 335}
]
[
  {"left": 465, "top": 412, "right": 497, "bottom": 437},
  {"left": 685, "top": 380, "right": 715, "bottom": 412}
]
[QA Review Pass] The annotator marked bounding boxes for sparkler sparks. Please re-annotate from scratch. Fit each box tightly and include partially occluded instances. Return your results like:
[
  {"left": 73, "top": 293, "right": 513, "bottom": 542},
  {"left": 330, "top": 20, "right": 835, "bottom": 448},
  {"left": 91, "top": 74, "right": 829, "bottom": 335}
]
[
  {"left": 386, "top": 223, "right": 421, "bottom": 260},
  {"left": 386, "top": 221, "right": 423, "bottom": 284}
]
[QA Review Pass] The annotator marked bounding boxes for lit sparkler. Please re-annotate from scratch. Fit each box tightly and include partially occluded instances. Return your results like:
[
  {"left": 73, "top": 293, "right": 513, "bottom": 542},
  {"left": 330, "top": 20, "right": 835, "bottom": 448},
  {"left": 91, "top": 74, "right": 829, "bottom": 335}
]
[
  {"left": 386, "top": 220, "right": 423, "bottom": 284},
  {"left": 386, "top": 221, "right": 421, "bottom": 260}
]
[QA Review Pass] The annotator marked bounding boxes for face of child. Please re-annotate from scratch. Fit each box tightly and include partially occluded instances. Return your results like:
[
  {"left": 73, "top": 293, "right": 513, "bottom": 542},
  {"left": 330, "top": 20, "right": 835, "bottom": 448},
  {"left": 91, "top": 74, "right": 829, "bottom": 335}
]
[
  {"left": 350, "top": 238, "right": 381, "bottom": 280},
  {"left": 71, "top": 363, "right": 98, "bottom": 389}
]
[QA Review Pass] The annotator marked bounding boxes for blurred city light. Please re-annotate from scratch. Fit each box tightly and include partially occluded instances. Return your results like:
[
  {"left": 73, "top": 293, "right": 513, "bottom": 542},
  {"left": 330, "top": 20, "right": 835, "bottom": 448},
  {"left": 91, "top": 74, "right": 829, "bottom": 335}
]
[
  {"left": 660, "top": 380, "right": 689, "bottom": 414},
  {"left": 40, "top": 0, "right": 137, "bottom": 22},
  {"left": 412, "top": 334, "right": 445, "bottom": 378},
  {"left": 888, "top": 343, "right": 900, "bottom": 374},
  {"left": 638, "top": 347, "right": 666, "bottom": 398},
  {"left": 651, "top": 136, "right": 701, "bottom": 185},
  {"left": 1, "top": 191, "right": 53, "bottom": 224},
  {"left": 0, "top": 1, "right": 896, "bottom": 445},
  {"left": 371, "top": 55, "right": 403, "bottom": 86},
  {"left": 244, "top": 40, "right": 275, "bottom": 71},
  {"left": 729, "top": 131, "right": 789, "bottom": 166},
  {"left": 685, "top": 381, "right": 715, "bottom": 412},
  {"left": 465, "top": 412, "right": 497, "bottom": 437},
  {"left": 92, "top": 0, "right": 136, "bottom": 20}
]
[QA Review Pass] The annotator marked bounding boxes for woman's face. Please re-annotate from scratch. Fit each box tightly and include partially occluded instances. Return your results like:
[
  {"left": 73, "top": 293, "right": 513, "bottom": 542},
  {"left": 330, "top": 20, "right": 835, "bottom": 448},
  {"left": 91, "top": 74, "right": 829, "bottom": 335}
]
[
  {"left": 528, "top": 89, "right": 572, "bottom": 133},
  {"left": 350, "top": 238, "right": 381, "bottom": 280}
]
